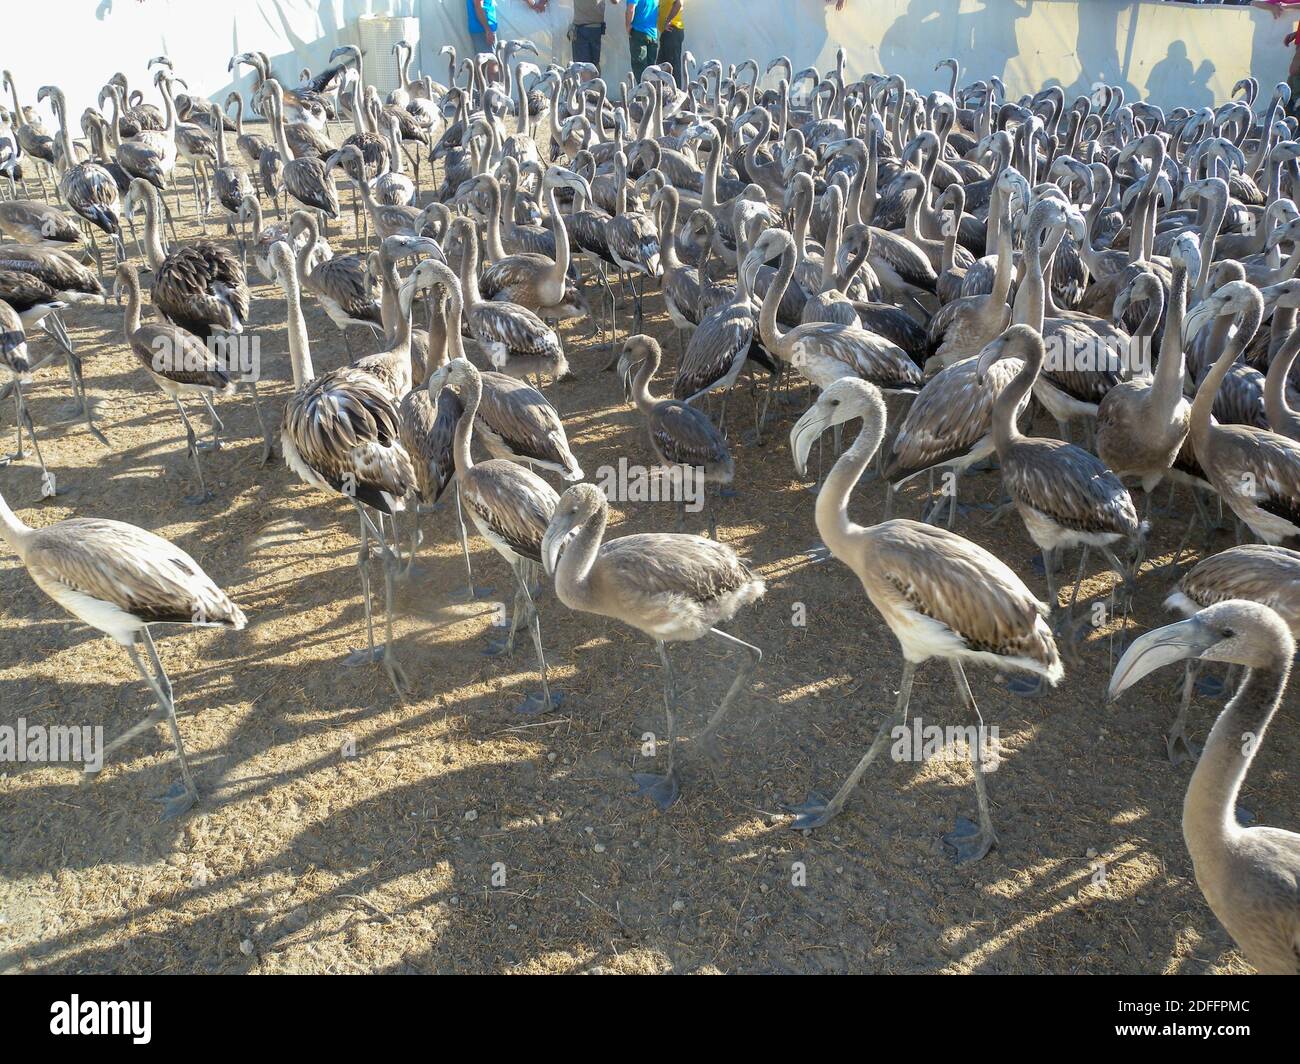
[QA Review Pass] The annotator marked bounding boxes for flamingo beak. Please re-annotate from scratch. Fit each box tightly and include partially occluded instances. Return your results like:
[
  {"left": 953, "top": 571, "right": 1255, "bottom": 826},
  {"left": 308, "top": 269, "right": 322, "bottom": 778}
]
[{"left": 1108, "top": 618, "right": 1217, "bottom": 701}]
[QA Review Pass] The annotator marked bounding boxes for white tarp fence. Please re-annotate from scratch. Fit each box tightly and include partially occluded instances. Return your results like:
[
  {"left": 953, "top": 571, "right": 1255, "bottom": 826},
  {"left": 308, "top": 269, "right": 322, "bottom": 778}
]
[{"left": 1, "top": 1, "right": 1292, "bottom": 125}]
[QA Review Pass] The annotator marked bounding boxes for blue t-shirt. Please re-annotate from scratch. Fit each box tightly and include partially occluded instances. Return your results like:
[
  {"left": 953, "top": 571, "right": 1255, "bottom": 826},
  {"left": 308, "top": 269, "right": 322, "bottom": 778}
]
[
  {"left": 467, "top": 0, "right": 497, "bottom": 33},
  {"left": 630, "top": 0, "right": 659, "bottom": 39}
]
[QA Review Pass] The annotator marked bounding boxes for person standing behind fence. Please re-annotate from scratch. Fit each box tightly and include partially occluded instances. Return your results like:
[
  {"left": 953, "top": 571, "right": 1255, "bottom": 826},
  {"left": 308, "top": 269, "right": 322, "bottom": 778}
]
[
  {"left": 572, "top": 0, "right": 611, "bottom": 72},
  {"left": 627, "top": 0, "right": 659, "bottom": 82},
  {"left": 658, "top": 1, "right": 684, "bottom": 86},
  {"left": 468, "top": 0, "right": 497, "bottom": 56}
]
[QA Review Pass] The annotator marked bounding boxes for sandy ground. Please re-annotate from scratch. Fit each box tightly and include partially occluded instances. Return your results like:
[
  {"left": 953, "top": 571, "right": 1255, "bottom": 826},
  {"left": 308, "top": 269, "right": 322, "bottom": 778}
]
[{"left": 0, "top": 170, "right": 1294, "bottom": 975}]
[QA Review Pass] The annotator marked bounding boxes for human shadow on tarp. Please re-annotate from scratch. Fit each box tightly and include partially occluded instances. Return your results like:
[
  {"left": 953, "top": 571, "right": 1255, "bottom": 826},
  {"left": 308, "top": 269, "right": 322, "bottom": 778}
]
[
  {"left": 1148, "top": 42, "right": 1215, "bottom": 112},
  {"left": 878, "top": 0, "right": 1030, "bottom": 93},
  {"left": 1064, "top": 0, "right": 1138, "bottom": 102}
]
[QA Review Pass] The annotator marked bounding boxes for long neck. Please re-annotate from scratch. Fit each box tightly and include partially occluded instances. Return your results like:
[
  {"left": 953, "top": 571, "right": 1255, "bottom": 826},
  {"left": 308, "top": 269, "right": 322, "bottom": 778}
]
[
  {"left": 54, "top": 98, "right": 75, "bottom": 175},
  {"left": 631, "top": 349, "right": 660, "bottom": 412},
  {"left": 990, "top": 206, "right": 1014, "bottom": 305},
  {"left": 1265, "top": 319, "right": 1300, "bottom": 432},
  {"left": 141, "top": 188, "right": 166, "bottom": 270},
  {"left": 941, "top": 208, "right": 959, "bottom": 274},
  {"left": 351, "top": 77, "right": 367, "bottom": 137},
  {"left": 425, "top": 296, "right": 449, "bottom": 372},
  {"left": 1191, "top": 302, "right": 1262, "bottom": 449},
  {"left": 380, "top": 255, "right": 413, "bottom": 369},
  {"left": 1195, "top": 193, "right": 1226, "bottom": 300},
  {"left": 483, "top": 181, "right": 506, "bottom": 261},
  {"left": 283, "top": 264, "right": 314, "bottom": 386},
  {"left": 212, "top": 111, "right": 228, "bottom": 166},
  {"left": 0, "top": 490, "right": 31, "bottom": 557},
  {"left": 445, "top": 291, "right": 468, "bottom": 362},
  {"left": 458, "top": 226, "right": 483, "bottom": 307},
  {"left": 821, "top": 194, "right": 843, "bottom": 289},
  {"left": 545, "top": 181, "right": 570, "bottom": 287},
  {"left": 245, "top": 195, "right": 263, "bottom": 235},
  {"left": 993, "top": 345, "right": 1040, "bottom": 453},
  {"left": 816, "top": 406, "right": 885, "bottom": 564},
  {"left": 659, "top": 189, "right": 682, "bottom": 271},
  {"left": 743, "top": 109, "right": 773, "bottom": 181},
  {"left": 271, "top": 97, "right": 292, "bottom": 158},
  {"left": 554, "top": 502, "right": 608, "bottom": 613},
  {"left": 1151, "top": 265, "right": 1188, "bottom": 417},
  {"left": 158, "top": 79, "right": 177, "bottom": 137},
  {"left": 758, "top": 245, "right": 793, "bottom": 354},
  {"left": 1184, "top": 657, "right": 1291, "bottom": 855},
  {"left": 386, "top": 121, "right": 405, "bottom": 175},
  {"left": 791, "top": 187, "right": 812, "bottom": 255},
  {"left": 453, "top": 369, "right": 480, "bottom": 475},
  {"left": 1011, "top": 227, "right": 1046, "bottom": 329},
  {"left": 123, "top": 271, "right": 142, "bottom": 336},
  {"left": 702, "top": 136, "right": 721, "bottom": 208}
]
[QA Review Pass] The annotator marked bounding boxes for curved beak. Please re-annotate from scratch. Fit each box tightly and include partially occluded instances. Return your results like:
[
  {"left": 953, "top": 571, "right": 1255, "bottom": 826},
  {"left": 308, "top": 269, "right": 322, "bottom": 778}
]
[
  {"left": 541, "top": 516, "right": 577, "bottom": 578},
  {"left": 1108, "top": 617, "right": 1218, "bottom": 700},
  {"left": 789, "top": 403, "right": 830, "bottom": 479},
  {"left": 616, "top": 352, "right": 635, "bottom": 402},
  {"left": 1182, "top": 299, "right": 1218, "bottom": 345},
  {"left": 974, "top": 335, "right": 1007, "bottom": 383},
  {"left": 1113, "top": 284, "right": 1133, "bottom": 322},
  {"left": 425, "top": 360, "right": 451, "bottom": 398},
  {"left": 393, "top": 236, "right": 444, "bottom": 266},
  {"left": 399, "top": 273, "right": 422, "bottom": 318}
]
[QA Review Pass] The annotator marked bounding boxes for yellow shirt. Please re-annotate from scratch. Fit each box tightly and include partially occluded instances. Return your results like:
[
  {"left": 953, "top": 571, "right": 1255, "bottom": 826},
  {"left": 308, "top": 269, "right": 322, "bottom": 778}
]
[{"left": 658, "top": 0, "right": 683, "bottom": 32}]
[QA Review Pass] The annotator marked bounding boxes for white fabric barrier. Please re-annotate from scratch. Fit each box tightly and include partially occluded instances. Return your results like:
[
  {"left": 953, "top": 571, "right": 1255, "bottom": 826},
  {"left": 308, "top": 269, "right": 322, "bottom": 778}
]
[{"left": 1, "top": 1, "right": 1292, "bottom": 129}]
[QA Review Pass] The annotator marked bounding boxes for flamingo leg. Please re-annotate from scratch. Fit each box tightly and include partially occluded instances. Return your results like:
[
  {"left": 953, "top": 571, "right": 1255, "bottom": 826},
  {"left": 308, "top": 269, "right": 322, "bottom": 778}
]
[
  {"left": 16, "top": 384, "right": 51, "bottom": 495},
  {"left": 941, "top": 659, "right": 998, "bottom": 863},
  {"left": 1167, "top": 660, "right": 1203, "bottom": 766},
  {"left": 785, "top": 660, "right": 915, "bottom": 830},
  {"left": 129, "top": 630, "right": 198, "bottom": 821},
  {"left": 632, "top": 639, "right": 682, "bottom": 809},
  {"left": 0, "top": 389, "right": 25, "bottom": 463},
  {"left": 447, "top": 486, "right": 493, "bottom": 600},
  {"left": 247, "top": 381, "right": 274, "bottom": 464},
  {"left": 692, "top": 627, "right": 763, "bottom": 760},
  {"left": 512, "top": 561, "right": 562, "bottom": 715},
  {"left": 198, "top": 393, "right": 223, "bottom": 450},
  {"left": 484, "top": 574, "right": 526, "bottom": 657},
  {"left": 173, "top": 397, "right": 213, "bottom": 504}
]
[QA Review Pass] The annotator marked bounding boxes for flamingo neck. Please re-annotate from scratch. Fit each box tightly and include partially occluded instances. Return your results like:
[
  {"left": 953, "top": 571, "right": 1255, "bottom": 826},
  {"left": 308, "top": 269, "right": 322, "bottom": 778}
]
[
  {"left": 631, "top": 350, "right": 660, "bottom": 413},
  {"left": 1151, "top": 265, "right": 1188, "bottom": 418},
  {"left": 1184, "top": 657, "right": 1290, "bottom": 856},
  {"left": 555, "top": 502, "right": 607, "bottom": 613},
  {"left": 1265, "top": 315, "right": 1300, "bottom": 432},
  {"left": 0, "top": 490, "right": 30, "bottom": 557},
  {"left": 758, "top": 243, "right": 793, "bottom": 355},
  {"left": 453, "top": 369, "right": 481, "bottom": 476},
  {"left": 1191, "top": 302, "right": 1261, "bottom": 450},
  {"left": 282, "top": 262, "right": 314, "bottom": 386},
  {"left": 816, "top": 405, "right": 885, "bottom": 566},
  {"left": 993, "top": 344, "right": 1040, "bottom": 453}
]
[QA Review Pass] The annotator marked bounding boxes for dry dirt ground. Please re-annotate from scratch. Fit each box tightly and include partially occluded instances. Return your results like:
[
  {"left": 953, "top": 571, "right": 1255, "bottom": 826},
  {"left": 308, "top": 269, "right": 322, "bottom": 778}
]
[{"left": 0, "top": 171, "right": 1295, "bottom": 975}]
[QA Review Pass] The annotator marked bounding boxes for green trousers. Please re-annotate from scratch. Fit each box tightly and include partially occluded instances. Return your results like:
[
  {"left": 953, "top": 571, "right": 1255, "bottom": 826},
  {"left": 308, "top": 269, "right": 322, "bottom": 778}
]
[{"left": 629, "top": 29, "right": 658, "bottom": 83}]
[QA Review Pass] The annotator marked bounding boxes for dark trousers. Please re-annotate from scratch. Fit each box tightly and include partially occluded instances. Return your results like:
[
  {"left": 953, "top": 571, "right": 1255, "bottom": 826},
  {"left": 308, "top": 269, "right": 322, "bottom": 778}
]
[
  {"left": 572, "top": 22, "right": 603, "bottom": 68},
  {"left": 658, "top": 26, "right": 684, "bottom": 87},
  {"left": 629, "top": 29, "right": 658, "bottom": 83}
]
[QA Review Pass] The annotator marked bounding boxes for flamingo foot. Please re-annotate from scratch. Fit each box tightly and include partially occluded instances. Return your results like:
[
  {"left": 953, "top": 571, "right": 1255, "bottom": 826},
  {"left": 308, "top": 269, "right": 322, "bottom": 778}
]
[
  {"left": 631, "top": 770, "right": 681, "bottom": 810},
  {"left": 942, "top": 816, "right": 997, "bottom": 864}
]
